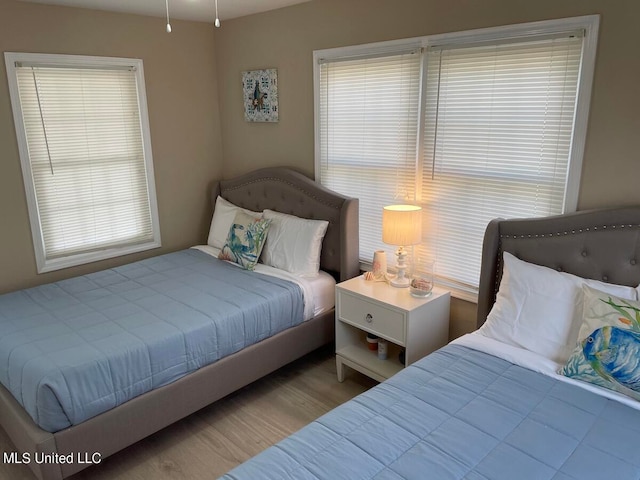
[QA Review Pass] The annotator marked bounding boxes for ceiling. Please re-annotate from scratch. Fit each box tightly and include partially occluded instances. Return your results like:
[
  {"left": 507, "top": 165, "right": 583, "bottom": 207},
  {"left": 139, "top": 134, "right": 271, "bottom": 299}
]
[{"left": 17, "top": 0, "right": 312, "bottom": 23}]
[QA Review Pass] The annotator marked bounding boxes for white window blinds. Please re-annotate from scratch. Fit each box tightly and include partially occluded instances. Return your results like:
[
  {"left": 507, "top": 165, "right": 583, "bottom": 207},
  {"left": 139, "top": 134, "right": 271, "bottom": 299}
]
[
  {"left": 318, "top": 50, "right": 422, "bottom": 262},
  {"left": 314, "top": 17, "right": 598, "bottom": 295},
  {"left": 420, "top": 34, "right": 583, "bottom": 287},
  {"left": 8, "top": 56, "right": 160, "bottom": 271}
]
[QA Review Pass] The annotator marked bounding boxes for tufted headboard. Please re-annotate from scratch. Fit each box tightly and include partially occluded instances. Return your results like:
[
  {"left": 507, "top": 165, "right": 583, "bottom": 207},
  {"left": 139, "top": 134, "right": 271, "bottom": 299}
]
[
  {"left": 210, "top": 167, "right": 359, "bottom": 282},
  {"left": 477, "top": 207, "right": 640, "bottom": 328}
]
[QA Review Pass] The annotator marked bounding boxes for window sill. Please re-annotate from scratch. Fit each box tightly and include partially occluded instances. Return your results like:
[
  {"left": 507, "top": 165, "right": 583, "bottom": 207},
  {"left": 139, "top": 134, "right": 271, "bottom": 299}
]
[
  {"left": 437, "top": 281, "right": 478, "bottom": 305},
  {"left": 38, "top": 240, "right": 162, "bottom": 273}
]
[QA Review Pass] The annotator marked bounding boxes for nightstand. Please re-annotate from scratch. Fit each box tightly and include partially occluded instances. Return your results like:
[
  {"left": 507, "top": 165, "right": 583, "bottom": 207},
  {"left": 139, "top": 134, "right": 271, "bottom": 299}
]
[{"left": 335, "top": 275, "right": 450, "bottom": 382}]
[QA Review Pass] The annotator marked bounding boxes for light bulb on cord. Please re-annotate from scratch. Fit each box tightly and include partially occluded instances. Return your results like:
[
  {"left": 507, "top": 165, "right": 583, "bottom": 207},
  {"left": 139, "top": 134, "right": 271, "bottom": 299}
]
[
  {"left": 214, "top": 0, "right": 221, "bottom": 27},
  {"left": 165, "top": 0, "right": 172, "bottom": 33}
]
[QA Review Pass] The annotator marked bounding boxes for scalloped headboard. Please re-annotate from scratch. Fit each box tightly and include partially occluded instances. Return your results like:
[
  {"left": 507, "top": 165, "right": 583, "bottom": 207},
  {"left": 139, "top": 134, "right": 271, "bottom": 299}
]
[
  {"left": 210, "top": 167, "right": 359, "bottom": 282},
  {"left": 477, "top": 207, "right": 640, "bottom": 328}
]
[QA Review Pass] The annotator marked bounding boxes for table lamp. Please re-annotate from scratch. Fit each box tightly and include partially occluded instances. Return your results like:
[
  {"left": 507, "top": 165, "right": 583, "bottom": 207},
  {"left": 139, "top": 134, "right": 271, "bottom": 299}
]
[{"left": 382, "top": 205, "right": 422, "bottom": 288}]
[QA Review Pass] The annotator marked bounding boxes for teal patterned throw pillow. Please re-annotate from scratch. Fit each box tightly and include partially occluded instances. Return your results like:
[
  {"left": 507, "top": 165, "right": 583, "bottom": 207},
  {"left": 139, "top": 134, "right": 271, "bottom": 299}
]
[
  {"left": 560, "top": 285, "right": 640, "bottom": 400},
  {"left": 218, "top": 211, "right": 271, "bottom": 271}
]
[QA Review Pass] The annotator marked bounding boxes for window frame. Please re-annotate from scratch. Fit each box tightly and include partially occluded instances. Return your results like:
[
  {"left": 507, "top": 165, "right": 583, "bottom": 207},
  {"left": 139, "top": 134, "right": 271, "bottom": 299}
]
[
  {"left": 5, "top": 52, "right": 161, "bottom": 273},
  {"left": 313, "top": 15, "right": 599, "bottom": 302}
]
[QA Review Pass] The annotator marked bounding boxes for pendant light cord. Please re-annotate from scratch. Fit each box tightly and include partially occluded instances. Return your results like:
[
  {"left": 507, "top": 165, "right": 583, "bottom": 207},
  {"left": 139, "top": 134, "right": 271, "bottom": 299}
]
[
  {"left": 165, "top": 0, "right": 218, "bottom": 30},
  {"left": 165, "top": 0, "right": 172, "bottom": 32}
]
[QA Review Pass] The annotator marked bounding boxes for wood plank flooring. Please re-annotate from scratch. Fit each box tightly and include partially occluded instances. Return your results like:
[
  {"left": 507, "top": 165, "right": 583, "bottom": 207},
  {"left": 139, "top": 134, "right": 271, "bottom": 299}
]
[{"left": 0, "top": 346, "right": 375, "bottom": 480}]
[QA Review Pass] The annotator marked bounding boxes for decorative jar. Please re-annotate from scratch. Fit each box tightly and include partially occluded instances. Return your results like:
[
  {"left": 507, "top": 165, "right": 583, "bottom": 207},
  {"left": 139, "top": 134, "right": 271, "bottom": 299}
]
[{"left": 410, "top": 258, "right": 434, "bottom": 298}]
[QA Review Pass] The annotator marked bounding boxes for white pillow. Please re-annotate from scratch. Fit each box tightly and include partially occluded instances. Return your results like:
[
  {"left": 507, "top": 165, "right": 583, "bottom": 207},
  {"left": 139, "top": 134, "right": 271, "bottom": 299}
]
[
  {"left": 478, "top": 252, "right": 638, "bottom": 363},
  {"left": 207, "top": 196, "right": 262, "bottom": 249},
  {"left": 261, "top": 210, "right": 329, "bottom": 276}
]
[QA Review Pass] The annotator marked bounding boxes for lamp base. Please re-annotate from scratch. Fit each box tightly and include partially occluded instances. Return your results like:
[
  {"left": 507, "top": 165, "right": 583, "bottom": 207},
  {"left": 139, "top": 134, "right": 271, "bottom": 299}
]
[
  {"left": 390, "top": 246, "right": 411, "bottom": 288},
  {"left": 390, "top": 276, "right": 411, "bottom": 288}
]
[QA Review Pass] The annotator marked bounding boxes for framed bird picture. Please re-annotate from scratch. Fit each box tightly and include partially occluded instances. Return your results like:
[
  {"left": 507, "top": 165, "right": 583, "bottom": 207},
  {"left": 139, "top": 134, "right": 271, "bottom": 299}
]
[{"left": 242, "top": 68, "right": 279, "bottom": 122}]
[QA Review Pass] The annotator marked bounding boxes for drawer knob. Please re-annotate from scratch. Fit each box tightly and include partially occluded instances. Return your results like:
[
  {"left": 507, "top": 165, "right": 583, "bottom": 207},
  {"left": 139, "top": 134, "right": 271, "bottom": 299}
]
[{"left": 365, "top": 313, "right": 373, "bottom": 323}]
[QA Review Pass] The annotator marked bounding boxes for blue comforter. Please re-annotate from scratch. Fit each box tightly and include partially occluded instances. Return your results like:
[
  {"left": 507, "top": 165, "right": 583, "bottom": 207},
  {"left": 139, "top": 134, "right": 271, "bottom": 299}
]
[
  {"left": 222, "top": 344, "right": 640, "bottom": 480},
  {"left": 0, "top": 249, "right": 304, "bottom": 433}
]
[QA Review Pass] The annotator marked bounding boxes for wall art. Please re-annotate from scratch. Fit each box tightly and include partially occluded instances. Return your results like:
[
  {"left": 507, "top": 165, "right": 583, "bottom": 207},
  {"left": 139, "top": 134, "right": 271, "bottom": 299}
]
[{"left": 242, "top": 68, "right": 278, "bottom": 122}]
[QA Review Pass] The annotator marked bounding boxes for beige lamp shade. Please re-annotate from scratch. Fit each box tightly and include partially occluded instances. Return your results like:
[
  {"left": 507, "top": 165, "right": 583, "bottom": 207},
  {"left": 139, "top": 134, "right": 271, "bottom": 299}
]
[{"left": 382, "top": 205, "right": 422, "bottom": 246}]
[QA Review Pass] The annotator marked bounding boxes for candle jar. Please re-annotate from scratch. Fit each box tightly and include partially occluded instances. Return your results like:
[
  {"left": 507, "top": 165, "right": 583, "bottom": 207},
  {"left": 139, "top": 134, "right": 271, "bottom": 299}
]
[
  {"left": 410, "top": 258, "right": 434, "bottom": 298},
  {"left": 366, "top": 333, "right": 379, "bottom": 351},
  {"left": 372, "top": 250, "right": 387, "bottom": 278}
]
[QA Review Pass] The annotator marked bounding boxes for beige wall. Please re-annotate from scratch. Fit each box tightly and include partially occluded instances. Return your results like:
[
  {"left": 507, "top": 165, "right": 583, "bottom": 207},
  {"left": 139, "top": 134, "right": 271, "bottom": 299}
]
[
  {"left": 214, "top": 0, "right": 640, "bottom": 337},
  {"left": 0, "top": 0, "right": 222, "bottom": 293},
  {"left": 2, "top": 0, "right": 639, "bottom": 338}
]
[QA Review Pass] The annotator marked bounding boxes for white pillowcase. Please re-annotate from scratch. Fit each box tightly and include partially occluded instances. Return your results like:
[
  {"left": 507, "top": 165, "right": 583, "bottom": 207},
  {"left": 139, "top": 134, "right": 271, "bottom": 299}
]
[
  {"left": 478, "top": 252, "right": 638, "bottom": 363},
  {"left": 207, "top": 196, "right": 262, "bottom": 249},
  {"left": 261, "top": 210, "right": 329, "bottom": 276}
]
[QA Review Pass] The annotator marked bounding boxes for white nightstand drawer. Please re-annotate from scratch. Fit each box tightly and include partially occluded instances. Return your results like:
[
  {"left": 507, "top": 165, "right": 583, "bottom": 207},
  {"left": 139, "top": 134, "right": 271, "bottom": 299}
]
[{"left": 338, "top": 292, "right": 405, "bottom": 344}]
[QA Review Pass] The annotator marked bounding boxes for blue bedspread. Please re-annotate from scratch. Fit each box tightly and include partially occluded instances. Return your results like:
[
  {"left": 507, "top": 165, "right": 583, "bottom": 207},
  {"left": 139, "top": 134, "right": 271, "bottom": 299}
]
[
  {"left": 0, "top": 249, "right": 304, "bottom": 433},
  {"left": 222, "top": 344, "right": 640, "bottom": 480}
]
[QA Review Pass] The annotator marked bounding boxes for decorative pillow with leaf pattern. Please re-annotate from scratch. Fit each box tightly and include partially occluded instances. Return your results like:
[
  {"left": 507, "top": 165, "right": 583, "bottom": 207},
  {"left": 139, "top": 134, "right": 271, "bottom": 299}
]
[
  {"left": 218, "top": 211, "right": 271, "bottom": 271},
  {"left": 560, "top": 285, "right": 640, "bottom": 400}
]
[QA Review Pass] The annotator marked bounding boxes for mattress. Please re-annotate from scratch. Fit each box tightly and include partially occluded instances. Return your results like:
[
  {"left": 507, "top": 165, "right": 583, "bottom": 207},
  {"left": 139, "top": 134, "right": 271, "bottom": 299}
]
[
  {"left": 0, "top": 249, "right": 304, "bottom": 433},
  {"left": 222, "top": 335, "right": 640, "bottom": 480},
  {"left": 303, "top": 270, "right": 336, "bottom": 317},
  {"left": 193, "top": 245, "right": 336, "bottom": 319}
]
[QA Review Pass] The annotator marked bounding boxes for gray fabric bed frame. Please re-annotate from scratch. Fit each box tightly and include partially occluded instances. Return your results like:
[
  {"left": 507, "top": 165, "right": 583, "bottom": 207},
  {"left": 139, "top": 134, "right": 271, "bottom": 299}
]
[
  {"left": 0, "top": 167, "right": 359, "bottom": 480},
  {"left": 477, "top": 206, "right": 640, "bottom": 327}
]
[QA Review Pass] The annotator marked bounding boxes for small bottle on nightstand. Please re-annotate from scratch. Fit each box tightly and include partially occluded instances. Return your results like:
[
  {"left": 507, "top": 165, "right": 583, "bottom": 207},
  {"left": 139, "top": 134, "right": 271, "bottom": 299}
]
[{"left": 378, "top": 339, "right": 388, "bottom": 360}]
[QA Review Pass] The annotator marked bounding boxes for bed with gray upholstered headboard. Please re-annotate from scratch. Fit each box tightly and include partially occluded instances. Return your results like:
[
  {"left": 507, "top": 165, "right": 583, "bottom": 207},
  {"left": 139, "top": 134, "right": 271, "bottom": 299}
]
[
  {"left": 477, "top": 206, "right": 640, "bottom": 327},
  {"left": 0, "top": 167, "right": 359, "bottom": 480},
  {"left": 212, "top": 167, "right": 359, "bottom": 281}
]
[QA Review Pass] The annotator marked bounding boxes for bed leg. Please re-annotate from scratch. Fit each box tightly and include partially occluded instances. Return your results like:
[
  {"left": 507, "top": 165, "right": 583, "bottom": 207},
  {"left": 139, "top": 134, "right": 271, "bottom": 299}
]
[{"left": 336, "top": 357, "right": 345, "bottom": 382}]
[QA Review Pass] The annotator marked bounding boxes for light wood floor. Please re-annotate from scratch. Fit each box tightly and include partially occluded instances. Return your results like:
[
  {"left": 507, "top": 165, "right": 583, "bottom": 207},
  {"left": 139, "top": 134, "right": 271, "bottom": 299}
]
[{"left": 0, "top": 346, "right": 375, "bottom": 480}]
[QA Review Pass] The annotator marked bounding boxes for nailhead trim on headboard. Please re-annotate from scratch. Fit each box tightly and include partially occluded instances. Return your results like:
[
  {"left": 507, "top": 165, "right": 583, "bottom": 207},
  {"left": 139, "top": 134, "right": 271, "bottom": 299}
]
[
  {"left": 224, "top": 177, "right": 342, "bottom": 210},
  {"left": 499, "top": 223, "right": 640, "bottom": 239}
]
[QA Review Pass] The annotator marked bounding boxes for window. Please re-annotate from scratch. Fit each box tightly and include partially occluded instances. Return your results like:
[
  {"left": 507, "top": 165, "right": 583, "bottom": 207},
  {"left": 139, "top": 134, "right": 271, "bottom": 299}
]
[
  {"left": 315, "top": 16, "right": 599, "bottom": 299},
  {"left": 5, "top": 53, "right": 160, "bottom": 273},
  {"left": 317, "top": 47, "right": 422, "bottom": 260}
]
